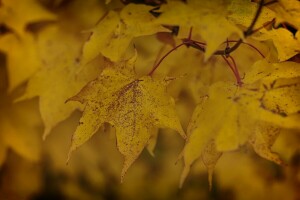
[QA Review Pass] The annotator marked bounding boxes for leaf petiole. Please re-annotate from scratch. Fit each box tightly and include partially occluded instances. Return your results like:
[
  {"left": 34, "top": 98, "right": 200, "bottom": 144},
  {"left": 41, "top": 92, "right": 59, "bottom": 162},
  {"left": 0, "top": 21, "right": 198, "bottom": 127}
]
[{"left": 148, "top": 43, "right": 185, "bottom": 76}]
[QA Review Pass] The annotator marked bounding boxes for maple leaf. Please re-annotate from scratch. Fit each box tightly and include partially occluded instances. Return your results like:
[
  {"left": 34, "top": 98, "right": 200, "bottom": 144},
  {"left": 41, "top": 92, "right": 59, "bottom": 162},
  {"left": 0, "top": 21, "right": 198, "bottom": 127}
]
[
  {"left": 17, "top": 25, "right": 101, "bottom": 138},
  {"left": 253, "top": 28, "right": 300, "bottom": 61},
  {"left": 0, "top": 97, "right": 42, "bottom": 166},
  {"left": 269, "top": 0, "right": 300, "bottom": 30},
  {"left": 81, "top": 3, "right": 166, "bottom": 64},
  {"left": 227, "top": 0, "right": 275, "bottom": 29},
  {"left": 0, "top": 33, "right": 42, "bottom": 91},
  {"left": 67, "top": 54, "right": 185, "bottom": 181},
  {"left": 0, "top": 0, "right": 56, "bottom": 35},
  {"left": 155, "top": 0, "right": 243, "bottom": 60},
  {"left": 180, "top": 59, "right": 300, "bottom": 188}
]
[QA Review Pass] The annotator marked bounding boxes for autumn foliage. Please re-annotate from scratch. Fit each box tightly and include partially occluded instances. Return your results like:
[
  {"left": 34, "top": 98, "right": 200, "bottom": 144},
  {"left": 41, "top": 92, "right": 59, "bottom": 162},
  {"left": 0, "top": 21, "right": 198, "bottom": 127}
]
[{"left": 0, "top": 0, "right": 300, "bottom": 199}]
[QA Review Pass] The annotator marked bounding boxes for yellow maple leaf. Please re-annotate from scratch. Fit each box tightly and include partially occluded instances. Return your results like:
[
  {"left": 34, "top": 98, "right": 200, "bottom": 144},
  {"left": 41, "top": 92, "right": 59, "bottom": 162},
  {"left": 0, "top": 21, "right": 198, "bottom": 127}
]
[
  {"left": 0, "top": 97, "right": 42, "bottom": 167},
  {"left": 81, "top": 3, "right": 166, "bottom": 64},
  {"left": 269, "top": 0, "right": 300, "bottom": 30},
  {"left": 155, "top": 0, "right": 243, "bottom": 60},
  {"left": 249, "top": 122, "right": 283, "bottom": 166},
  {"left": 0, "top": 33, "right": 42, "bottom": 91},
  {"left": 67, "top": 55, "right": 185, "bottom": 181},
  {"left": 17, "top": 25, "right": 101, "bottom": 138},
  {"left": 253, "top": 28, "right": 300, "bottom": 61},
  {"left": 0, "top": 0, "right": 56, "bottom": 35},
  {"left": 228, "top": 0, "right": 275, "bottom": 29}
]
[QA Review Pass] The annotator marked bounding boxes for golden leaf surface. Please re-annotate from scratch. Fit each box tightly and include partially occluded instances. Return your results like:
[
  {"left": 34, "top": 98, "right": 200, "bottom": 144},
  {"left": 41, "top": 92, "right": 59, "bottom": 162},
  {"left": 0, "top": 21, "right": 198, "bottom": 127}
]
[
  {"left": 270, "top": 0, "right": 300, "bottom": 29},
  {"left": 0, "top": 33, "right": 42, "bottom": 91},
  {"left": 17, "top": 25, "right": 101, "bottom": 138},
  {"left": 254, "top": 28, "right": 300, "bottom": 61},
  {"left": 228, "top": 0, "right": 275, "bottom": 29},
  {"left": 0, "top": 98, "right": 42, "bottom": 167},
  {"left": 180, "top": 59, "right": 300, "bottom": 187},
  {"left": 155, "top": 0, "right": 243, "bottom": 60},
  {"left": 81, "top": 3, "right": 166, "bottom": 63},
  {"left": 67, "top": 56, "right": 185, "bottom": 181}
]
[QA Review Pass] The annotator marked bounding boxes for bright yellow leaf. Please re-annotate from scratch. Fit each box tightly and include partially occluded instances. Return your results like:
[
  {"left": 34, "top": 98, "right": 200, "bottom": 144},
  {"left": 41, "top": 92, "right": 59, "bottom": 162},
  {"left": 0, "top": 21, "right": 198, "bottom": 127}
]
[
  {"left": 253, "top": 28, "right": 300, "bottom": 61},
  {"left": 67, "top": 55, "right": 185, "bottom": 181},
  {"left": 81, "top": 4, "right": 166, "bottom": 63},
  {"left": 249, "top": 123, "right": 284, "bottom": 165},
  {"left": 155, "top": 0, "right": 243, "bottom": 60},
  {"left": 0, "top": 33, "right": 42, "bottom": 91},
  {"left": 17, "top": 25, "right": 102, "bottom": 138},
  {"left": 228, "top": 0, "right": 275, "bottom": 29},
  {"left": 269, "top": 0, "right": 300, "bottom": 29},
  {"left": 180, "top": 59, "right": 300, "bottom": 186},
  {"left": 0, "top": 98, "right": 42, "bottom": 166}
]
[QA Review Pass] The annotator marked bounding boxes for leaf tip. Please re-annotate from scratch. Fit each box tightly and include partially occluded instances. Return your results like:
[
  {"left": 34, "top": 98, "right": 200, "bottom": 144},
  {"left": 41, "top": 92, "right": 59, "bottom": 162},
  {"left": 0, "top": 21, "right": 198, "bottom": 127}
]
[
  {"left": 120, "top": 157, "right": 133, "bottom": 184},
  {"left": 65, "top": 96, "right": 77, "bottom": 104},
  {"left": 148, "top": 149, "right": 155, "bottom": 157},
  {"left": 42, "top": 128, "right": 51, "bottom": 140},
  {"left": 179, "top": 129, "right": 187, "bottom": 140},
  {"left": 120, "top": 167, "right": 127, "bottom": 184},
  {"left": 179, "top": 165, "right": 190, "bottom": 189},
  {"left": 66, "top": 147, "right": 75, "bottom": 166},
  {"left": 207, "top": 168, "right": 214, "bottom": 191}
]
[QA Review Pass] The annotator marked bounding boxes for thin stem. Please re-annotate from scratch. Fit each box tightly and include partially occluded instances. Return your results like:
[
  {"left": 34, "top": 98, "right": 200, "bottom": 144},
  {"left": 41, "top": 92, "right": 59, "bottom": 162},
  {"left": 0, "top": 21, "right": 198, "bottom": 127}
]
[
  {"left": 221, "top": 55, "right": 236, "bottom": 75},
  {"left": 226, "top": 40, "right": 265, "bottom": 58},
  {"left": 251, "top": 19, "right": 275, "bottom": 33},
  {"left": 182, "top": 38, "right": 206, "bottom": 51},
  {"left": 221, "top": 55, "right": 243, "bottom": 86},
  {"left": 228, "top": 55, "right": 242, "bottom": 86},
  {"left": 226, "top": 38, "right": 230, "bottom": 50},
  {"left": 153, "top": 44, "right": 167, "bottom": 67},
  {"left": 188, "top": 27, "right": 193, "bottom": 40},
  {"left": 245, "top": 0, "right": 265, "bottom": 36},
  {"left": 190, "top": 39, "right": 206, "bottom": 46},
  {"left": 216, "top": 40, "right": 243, "bottom": 55},
  {"left": 281, "top": 23, "right": 287, "bottom": 29},
  {"left": 148, "top": 43, "right": 185, "bottom": 76}
]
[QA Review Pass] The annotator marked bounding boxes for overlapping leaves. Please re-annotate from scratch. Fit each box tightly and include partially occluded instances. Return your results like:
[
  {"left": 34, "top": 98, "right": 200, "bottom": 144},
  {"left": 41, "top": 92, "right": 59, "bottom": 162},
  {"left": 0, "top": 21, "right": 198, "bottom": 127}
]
[{"left": 180, "top": 60, "right": 300, "bottom": 188}]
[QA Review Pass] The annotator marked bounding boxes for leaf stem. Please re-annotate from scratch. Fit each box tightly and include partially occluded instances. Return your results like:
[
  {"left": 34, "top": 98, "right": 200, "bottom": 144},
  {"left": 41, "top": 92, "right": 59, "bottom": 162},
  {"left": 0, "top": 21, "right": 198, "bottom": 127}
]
[
  {"left": 221, "top": 55, "right": 243, "bottom": 86},
  {"left": 148, "top": 0, "right": 265, "bottom": 77},
  {"left": 225, "top": 40, "right": 265, "bottom": 58},
  {"left": 245, "top": 0, "right": 265, "bottom": 36},
  {"left": 148, "top": 43, "right": 185, "bottom": 76},
  {"left": 251, "top": 19, "right": 275, "bottom": 34}
]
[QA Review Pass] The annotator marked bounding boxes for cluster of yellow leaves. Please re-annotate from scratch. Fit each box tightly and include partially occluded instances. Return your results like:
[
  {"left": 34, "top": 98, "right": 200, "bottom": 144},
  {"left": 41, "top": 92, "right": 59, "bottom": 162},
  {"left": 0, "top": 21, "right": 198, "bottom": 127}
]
[
  {"left": 82, "top": 3, "right": 166, "bottom": 63},
  {"left": 0, "top": 0, "right": 299, "bottom": 197},
  {"left": 181, "top": 60, "right": 300, "bottom": 188}
]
